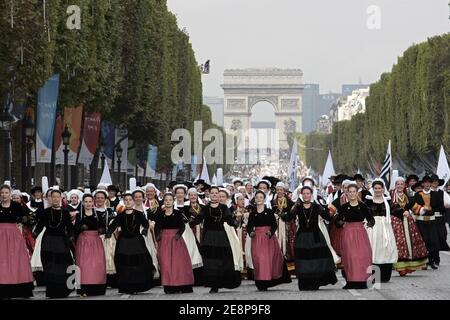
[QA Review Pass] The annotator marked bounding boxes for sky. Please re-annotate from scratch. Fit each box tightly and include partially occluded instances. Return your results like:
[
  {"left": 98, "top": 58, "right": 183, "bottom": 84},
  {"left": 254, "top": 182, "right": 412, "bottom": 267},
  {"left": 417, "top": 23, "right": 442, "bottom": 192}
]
[{"left": 167, "top": 0, "right": 449, "bottom": 97}]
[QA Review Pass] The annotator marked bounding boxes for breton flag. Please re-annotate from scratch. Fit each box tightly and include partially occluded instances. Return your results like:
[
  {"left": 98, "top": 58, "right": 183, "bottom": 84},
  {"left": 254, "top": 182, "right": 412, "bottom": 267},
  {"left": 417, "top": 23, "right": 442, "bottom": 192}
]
[
  {"left": 380, "top": 140, "right": 392, "bottom": 188},
  {"left": 201, "top": 60, "right": 210, "bottom": 74},
  {"left": 287, "top": 139, "right": 298, "bottom": 191},
  {"left": 436, "top": 145, "right": 450, "bottom": 189}
]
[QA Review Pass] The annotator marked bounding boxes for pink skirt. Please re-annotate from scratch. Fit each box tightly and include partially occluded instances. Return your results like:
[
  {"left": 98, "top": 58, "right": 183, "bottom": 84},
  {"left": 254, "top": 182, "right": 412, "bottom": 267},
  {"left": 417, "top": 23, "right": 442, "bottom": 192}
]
[
  {"left": 75, "top": 231, "right": 106, "bottom": 285},
  {"left": 251, "top": 226, "right": 284, "bottom": 281},
  {"left": 341, "top": 222, "right": 372, "bottom": 282},
  {"left": 157, "top": 229, "right": 194, "bottom": 286},
  {"left": 0, "top": 223, "right": 34, "bottom": 284}
]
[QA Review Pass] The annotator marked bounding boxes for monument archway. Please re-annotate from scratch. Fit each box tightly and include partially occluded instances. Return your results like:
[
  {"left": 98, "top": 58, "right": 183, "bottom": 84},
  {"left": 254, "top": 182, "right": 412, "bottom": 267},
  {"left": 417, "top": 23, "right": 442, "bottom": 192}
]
[{"left": 222, "top": 68, "right": 304, "bottom": 150}]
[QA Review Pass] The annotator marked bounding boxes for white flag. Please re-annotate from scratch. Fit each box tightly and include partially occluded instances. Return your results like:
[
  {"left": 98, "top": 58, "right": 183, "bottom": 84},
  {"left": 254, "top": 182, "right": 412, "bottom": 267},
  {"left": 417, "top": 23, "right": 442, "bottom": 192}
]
[
  {"left": 321, "top": 150, "right": 335, "bottom": 187},
  {"left": 200, "top": 157, "right": 210, "bottom": 184},
  {"left": 287, "top": 139, "right": 298, "bottom": 191},
  {"left": 99, "top": 160, "right": 113, "bottom": 186},
  {"left": 212, "top": 174, "right": 217, "bottom": 185},
  {"left": 437, "top": 145, "right": 450, "bottom": 189},
  {"left": 390, "top": 169, "right": 399, "bottom": 191}
]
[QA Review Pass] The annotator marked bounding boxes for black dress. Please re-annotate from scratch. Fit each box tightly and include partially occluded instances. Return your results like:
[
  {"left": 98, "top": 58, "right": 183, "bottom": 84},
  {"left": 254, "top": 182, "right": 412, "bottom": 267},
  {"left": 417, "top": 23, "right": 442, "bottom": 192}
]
[
  {"left": 282, "top": 202, "right": 337, "bottom": 290},
  {"left": 183, "top": 203, "right": 204, "bottom": 286},
  {"left": 108, "top": 210, "right": 155, "bottom": 294},
  {"left": 34, "top": 207, "right": 74, "bottom": 298},
  {"left": 96, "top": 207, "right": 117, "bottom": 287},
  {"left": 190, "top": 203, "right": 241, "bottom": 290},
  {"left": 246, "top": 207, "right": 291, "bottom": 290}
]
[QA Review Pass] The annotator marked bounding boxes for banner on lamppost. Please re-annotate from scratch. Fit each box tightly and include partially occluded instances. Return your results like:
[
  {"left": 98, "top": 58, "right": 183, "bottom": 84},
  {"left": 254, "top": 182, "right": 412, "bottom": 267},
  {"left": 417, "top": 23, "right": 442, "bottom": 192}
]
[
  {"left": 36, "top": 74, "right": 60, "bottom": 163},
  {"left": 99, "top": 121, "right": 115, "bottom": 169},
  {"left": 146, "top": 145, "right": 158, "bottom": 178},
  {"left": 78, "top": 113, "right": 101, "bottom": 165},
  {"left": 55, "top": 106, "right": 83, "bottom": 165}
]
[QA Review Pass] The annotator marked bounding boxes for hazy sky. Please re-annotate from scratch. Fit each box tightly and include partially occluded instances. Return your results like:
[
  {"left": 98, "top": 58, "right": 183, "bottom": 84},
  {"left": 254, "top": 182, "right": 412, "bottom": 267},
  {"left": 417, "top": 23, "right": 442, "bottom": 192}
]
[{"left": 167, "top": 0, "right": 449, "bottom": 97}]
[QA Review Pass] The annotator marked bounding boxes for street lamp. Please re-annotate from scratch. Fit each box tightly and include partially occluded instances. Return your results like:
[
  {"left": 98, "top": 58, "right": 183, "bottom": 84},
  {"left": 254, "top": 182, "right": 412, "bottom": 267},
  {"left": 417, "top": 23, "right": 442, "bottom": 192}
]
[
  {"left": 100, "top": 139, "right": 106, "bottom": 174},
  {"left": 0, "top": 107, "right": 14, "bottom": 181},
  {"left": 24, "top": 114, "right": 35, "bottom": 191},
  {"left": 62, "top": 125, "right": 71, "bottom": 190},
  {"left": 116, "top": 145, "right": 123, "bottom": 188}
]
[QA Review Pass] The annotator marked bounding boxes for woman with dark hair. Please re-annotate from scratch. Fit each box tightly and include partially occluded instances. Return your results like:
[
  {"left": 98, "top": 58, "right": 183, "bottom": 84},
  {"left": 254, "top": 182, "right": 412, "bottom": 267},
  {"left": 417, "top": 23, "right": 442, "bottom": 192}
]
[
  {"left": 0, "top": 184, "right": 34, "bottom": 299},
  {"left": 190, "top": 186, "right": 242, "bottom": 293},
  {"left": 281, "top": 186, "right": 337, "bottom": 291},
  {"left": 11, "top": 189, "right": 36, "bottom": 257},
  {"left": 390, "top": 177, "right": 428, "bottom": 276},
  {"left": 184, "top": 187, "right": 205, "bottom": 285},
  {"left": 94, "top": 189, "right": 117, "bottom": 288},
  {"left": 247, "top": 190, "right": 291, "bottom": 291},
  {"left": 106, "top": 193, "right": 155, "bottom": 294},
  {"left": 153, "top": 193, "right": 194, "bottom": 294},
  {"left": 336, "top": 183, "right": 374, "bottom": 289},
  {"left": 364, "top": 179, "right": 398, "bottom": 283},
  {"left": 33, "top": 188, "right": 74, "bottom": 298},
  {"left": 74, "top": 194, "right": 107, "bottom": 297}
]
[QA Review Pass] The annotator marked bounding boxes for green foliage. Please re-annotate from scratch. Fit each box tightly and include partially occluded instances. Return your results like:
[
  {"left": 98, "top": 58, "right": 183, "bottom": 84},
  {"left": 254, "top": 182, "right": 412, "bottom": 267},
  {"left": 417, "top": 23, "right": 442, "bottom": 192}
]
[
  {"left": 1, "top": 0, "right": 208, "bottom": 173},
  {"left": 305, "top": 34, "right": 450, "bottom": 174}
]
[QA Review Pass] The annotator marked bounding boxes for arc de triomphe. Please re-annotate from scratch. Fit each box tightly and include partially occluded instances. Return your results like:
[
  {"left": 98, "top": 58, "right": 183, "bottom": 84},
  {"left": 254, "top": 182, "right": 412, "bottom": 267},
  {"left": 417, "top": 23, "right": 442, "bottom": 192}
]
[{"left": 221, "top": 68, "right": 304, "bottom": 150}]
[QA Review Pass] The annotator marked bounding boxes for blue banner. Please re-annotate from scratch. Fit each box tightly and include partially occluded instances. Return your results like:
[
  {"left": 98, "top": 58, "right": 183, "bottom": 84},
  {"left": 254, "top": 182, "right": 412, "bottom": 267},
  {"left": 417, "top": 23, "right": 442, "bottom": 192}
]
[
  {"left": 36, "top": 74, "right": 60, "bottom": 163},
  {"left": 147, "top": 145, "right": 158, "bottom": 177},
  {"left": 100, "top": 121, "right": 115, "bottom": 163}
]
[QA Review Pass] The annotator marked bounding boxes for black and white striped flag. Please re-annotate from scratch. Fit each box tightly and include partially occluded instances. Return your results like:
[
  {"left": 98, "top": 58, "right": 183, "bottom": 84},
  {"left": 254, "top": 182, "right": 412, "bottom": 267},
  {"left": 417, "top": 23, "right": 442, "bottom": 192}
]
[{"left": 380, "top": 140, "right": 392, "bottom": 188}]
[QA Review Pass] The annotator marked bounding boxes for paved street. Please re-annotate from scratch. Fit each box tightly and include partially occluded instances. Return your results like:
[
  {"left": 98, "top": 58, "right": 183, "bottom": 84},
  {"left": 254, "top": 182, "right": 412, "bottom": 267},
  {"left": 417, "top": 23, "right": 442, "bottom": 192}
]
[{"left": 30, "top": 251, "right": 450, "bottom": 300}]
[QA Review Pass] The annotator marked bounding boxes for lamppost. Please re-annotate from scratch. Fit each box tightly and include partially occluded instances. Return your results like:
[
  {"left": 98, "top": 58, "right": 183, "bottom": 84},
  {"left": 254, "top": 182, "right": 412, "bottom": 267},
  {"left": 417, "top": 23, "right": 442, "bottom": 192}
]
[
  {"left": 0, "top": 107, "right": 14, "bottom": 181},
  {"left": 24, "top": 114, "right": 35, "bottom": 191},
  {"left": 100, "top": 139, "right": 106, "bottom": 174},
  {"left": 62, "top": 125, "right": 71, "bottom": 190},
  {"left": 116, "top": 145, "right": 123, "bottom": 188}
]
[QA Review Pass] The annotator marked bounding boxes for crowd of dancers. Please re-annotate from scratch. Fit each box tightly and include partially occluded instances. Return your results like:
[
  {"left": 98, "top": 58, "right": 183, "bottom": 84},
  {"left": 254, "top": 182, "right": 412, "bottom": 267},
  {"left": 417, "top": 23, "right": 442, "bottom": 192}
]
[{"left": 0, "top": 172, "right": 449, "bottom": 299}]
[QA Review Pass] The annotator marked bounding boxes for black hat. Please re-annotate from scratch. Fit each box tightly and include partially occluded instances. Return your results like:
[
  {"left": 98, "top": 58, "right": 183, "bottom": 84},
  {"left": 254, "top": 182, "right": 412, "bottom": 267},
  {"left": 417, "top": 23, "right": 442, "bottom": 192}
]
[
  {"left": 406, "top": 174, "right": 419, "bottom": 184},
  {"left": 262, "top": 176, "right": 280, "bottom": 188},
  {"left": 168, "top": 181, "right": 177, "bottom": 189},
  {"left": 107, "top": 185, "right": 119, "bottom": 192},
  {"left": 183, "top": 181, "right": 194, "bottom": 189},
  {"left": 331, "top": 174, "right": 350, "bottom": 184},
  {"left": 194, "top": 179, "right": 206, "bottom": 186},
  {"left": 30, "top": 185, "right": 43, "bottom": 194},
  {"left": 353, "top": 174, "right": 365, "bottom": 181},
  {"left": 421, "top": 175, "right": 433, "bottom": 184},
  {"left": 203, "top": 183, "right": 211, "bottom": 191},
  {"left": 430, "top": 174, "right": 445, "bottom": 186},
  {"left": 411, "top": 182, "right": 423, "bottom": 192}
]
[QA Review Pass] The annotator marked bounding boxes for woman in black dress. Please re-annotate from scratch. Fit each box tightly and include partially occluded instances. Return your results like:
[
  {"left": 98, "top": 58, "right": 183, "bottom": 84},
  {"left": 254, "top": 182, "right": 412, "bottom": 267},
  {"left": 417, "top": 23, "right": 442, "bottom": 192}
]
[
  {"left": 0, "top": 184, "right": 34, "bottom": 299},
  {"left": 153, "top": 193, "right": 194, "bottom": 294},
  {"left": 247, "top": 191, "right": 291, "bottom": 291},
  {"left": 74, "top": 194, "right": 107, "bottom": 297},
  {"left": 190, "top": 186, "right": 241, "bottom": 293},
  {"left": 33, "top": 189, "right": 75, "bottom": 298},
  {"left": 106, "top": 193, "right": 155, "bottom": 294},
  {"left": 282, "top": 186, "right": 337, "bottom": 290}
]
